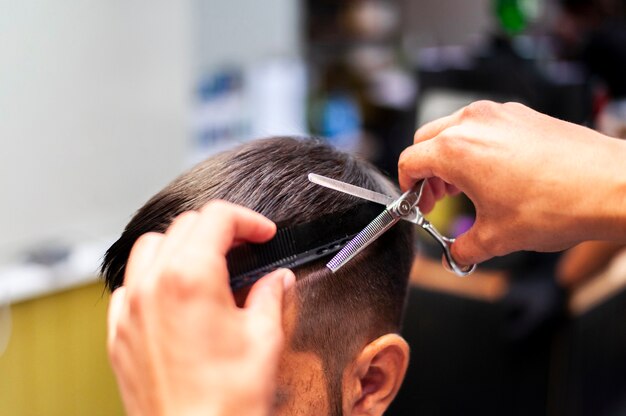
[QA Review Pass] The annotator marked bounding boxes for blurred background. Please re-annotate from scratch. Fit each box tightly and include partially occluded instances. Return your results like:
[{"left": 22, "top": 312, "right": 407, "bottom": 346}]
[{"left": 1, "top": 0, "right": 625, "bottom": 414}]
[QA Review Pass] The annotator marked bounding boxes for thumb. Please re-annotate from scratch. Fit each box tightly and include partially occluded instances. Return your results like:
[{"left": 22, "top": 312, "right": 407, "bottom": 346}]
[
  {"left": 245, "top": 269, "right": 295, "bottom": 321},
  {"left": 398, "top": 140, "right": 442, "bottom": 192},
  {"left": 450, "top": 225, "right": 493, "bottom": 267}
]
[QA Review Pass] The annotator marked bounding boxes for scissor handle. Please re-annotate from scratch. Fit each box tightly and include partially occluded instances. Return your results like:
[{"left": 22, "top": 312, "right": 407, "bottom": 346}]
[{"left": 419, "top": 219, "right": 476, "bottom": 277}]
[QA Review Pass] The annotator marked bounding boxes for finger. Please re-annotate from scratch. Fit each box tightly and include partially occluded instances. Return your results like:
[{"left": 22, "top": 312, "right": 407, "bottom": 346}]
[
  {"left": 157, "top": 211, "right": 201, "bottom": 259},
  {"left": 165, "top": 210, "right": 200, "bottom": 237},
  {"left": 398, "top": 140, "right": 441, "bottom": 191},
  {"left": 123, "top": 232, "right": 164, "bottom": 288},
  {"left": 107, "top": 287, "right": 127, "bottom": 349},
  {"left": 414, "top": 109, "right": 462, "bottom": 144},
  {"left": 450, "top": 225, "right": 492, "bottom": 266},
  {"left": 429, "top": 177, "right": 446, "bottom": 200},
  {"left": 150, "top": 211, "right": 201, "bottom": 270},
  {"left": 245, "top": 268, "right": 294, "bottom": 309},
  {"left": 245, "top": 269, "right": 295, "bottom": 331},
  {"left": 191, "top": 201, "right": 276, "bottom": 258},
  {"left": 159, "top": 202, "right": 276, "bottom": 300},
  {"left": 418, "top": 181, "right": 435, "bottom": 214},
  {"left": 445, "top": 182, "right": 461, "bottom": 196}
]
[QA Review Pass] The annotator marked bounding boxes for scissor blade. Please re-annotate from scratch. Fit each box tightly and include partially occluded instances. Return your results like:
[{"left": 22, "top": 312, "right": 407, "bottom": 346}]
[
  {"left": 308, "top": 173, "right": 394, "bottom": 207},
  {"left": 326, "top": 209, "right": 398, "bottom": 272}
]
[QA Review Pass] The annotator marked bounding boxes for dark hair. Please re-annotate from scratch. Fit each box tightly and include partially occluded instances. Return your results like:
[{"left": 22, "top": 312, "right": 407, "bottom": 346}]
[{"left": 101, "top": 137, "right": 414, "bottom": 414}]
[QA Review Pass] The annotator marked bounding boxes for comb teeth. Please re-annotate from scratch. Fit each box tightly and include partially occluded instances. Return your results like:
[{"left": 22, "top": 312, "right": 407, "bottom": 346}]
[
  {"left": 327, "top": 210, "right": 396, "bottom": 272},
  {"left": 227, "top": 227, "right": 296, "bottom": 278}
]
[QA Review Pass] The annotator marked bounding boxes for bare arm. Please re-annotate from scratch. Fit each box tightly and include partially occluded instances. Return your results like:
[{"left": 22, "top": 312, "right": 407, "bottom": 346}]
[{"left": 399, "top": 101, "right": 626, "bottom": 266}]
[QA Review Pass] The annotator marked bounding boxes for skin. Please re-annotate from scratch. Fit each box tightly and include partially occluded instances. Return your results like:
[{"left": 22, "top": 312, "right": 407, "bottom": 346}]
[
  {"left": 109, "top": 100, "right": 626, "bottom": 415},
  {"left": 267, "top": 290, "right": 409, "bottom": 416},
  {"left": 556, "top": 241, "right": 626, "bottom": 288},
  {"left": 107, "top": 201, "right": 291, "bottom": 416},
  {"left": 231, "top": 255, "right": 410, "bottom": 416},
  {"left": 400, "top": 101, "right": 626, "bottom": 267},
  {"left": 234, "top": 286, "right": 333, "bottom": 416},
  {"left": 108, "top": 200, "right": 409, "bottom": 416}
]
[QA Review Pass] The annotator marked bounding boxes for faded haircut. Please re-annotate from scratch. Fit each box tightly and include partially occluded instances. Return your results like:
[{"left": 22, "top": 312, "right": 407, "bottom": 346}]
[{"left": 101, "top": 137, "right": 414, "bottom": 414}]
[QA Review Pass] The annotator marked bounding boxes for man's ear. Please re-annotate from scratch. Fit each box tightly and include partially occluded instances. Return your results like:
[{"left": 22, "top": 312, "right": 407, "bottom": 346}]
[{"left": 343, "top": 334, "right": 410, "bottom": 416}]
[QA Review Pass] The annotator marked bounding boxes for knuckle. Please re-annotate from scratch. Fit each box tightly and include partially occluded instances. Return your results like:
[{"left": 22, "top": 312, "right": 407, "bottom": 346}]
[
  {"left": 436, "top": 125, "right": 479, "bottom": 164},
  {"left": 127, "top": 232, "right": 161, "bottom": 267},
  {"left": 434, "top": 127, "right": 462, "bottom": 157},
  {"left": 413, "top": 128, "right": 426, "bottom": 143},
  {"left": 503, "top": 101, "right": 523, "bottom": 110},
  {"left": 502, "top": 101, "right": 528, "bottom": 119},
  {"left": 134, "top": 231, "right": 162, "bottom": 249},
  {"left": 475, "top": 225, "right": 502, "bottom": 257},
  {"left": 107, "top": 325, "right": 131, "bottom": 371},
  {"left": 108, "top": 322, "right": 127, "bottom": 353},
  {"left": 127, "top": 285, "right": 149, "bottom": 315},
  {"left": 200, "top": 200, "right": 230, "bottom": 216},
  {"left": 160, "top": 272, "right": 193, "bottom": 298},
  {"left": 160, "top": 262, "right": 180, "bottom": 283},
  {"left": 159, "top": 252, "right": 223, "bottom": 296},
  {"left": 462, "top": 100, "right": 498, "bottom": 119},
  {"left": 159, "top": 258, "right": 187, "bottom": 287},
  {"left": 123, "top": 300, "right": 148, "bottom": 338},
  {"left": 170, "top": 210, "right": 199, "bottom": 227},
  {"left": 398, "top": 148, "right": 412, "bottom": 170}
]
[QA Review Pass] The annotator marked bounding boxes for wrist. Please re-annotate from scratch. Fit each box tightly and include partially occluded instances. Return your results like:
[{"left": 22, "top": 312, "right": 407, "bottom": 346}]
[
  {"left": 609, "top": 168, "right": 626, "bottom": 242},
  {"left": 590, "top": 138, "right": 626, "bottom": 242}
]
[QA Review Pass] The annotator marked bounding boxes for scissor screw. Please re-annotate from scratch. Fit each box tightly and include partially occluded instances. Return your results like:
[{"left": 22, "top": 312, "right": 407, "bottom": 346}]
[{"left": 399, "top": 200, "right": 411, "bottom": 215}]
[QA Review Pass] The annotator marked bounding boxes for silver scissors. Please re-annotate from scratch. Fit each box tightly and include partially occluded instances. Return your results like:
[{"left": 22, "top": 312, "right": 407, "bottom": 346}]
[{"left": 308, "top": 173, "right": 476, "bottom": 277}]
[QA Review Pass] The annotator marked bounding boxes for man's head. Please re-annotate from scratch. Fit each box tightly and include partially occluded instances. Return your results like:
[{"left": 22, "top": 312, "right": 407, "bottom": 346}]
[{"left": 102, "top": 137, "right": 414, "bottom": 415}]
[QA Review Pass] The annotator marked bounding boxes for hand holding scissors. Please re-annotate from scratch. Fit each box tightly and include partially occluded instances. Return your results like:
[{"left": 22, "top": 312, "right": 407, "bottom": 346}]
[{"left": 309, "top": 174, "right": 476, "bottom": 276}]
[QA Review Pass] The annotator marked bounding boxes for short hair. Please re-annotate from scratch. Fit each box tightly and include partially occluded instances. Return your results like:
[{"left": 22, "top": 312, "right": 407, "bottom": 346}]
[{"left": 101, "top": 137, "right": 414, "bottom": 414}]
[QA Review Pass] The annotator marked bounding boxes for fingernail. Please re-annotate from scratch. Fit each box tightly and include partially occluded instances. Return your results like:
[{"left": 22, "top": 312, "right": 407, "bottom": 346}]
[
  {"left": 281, "top": 269, "right": 296, "bottom": 291},
  {"left": 265, "top": 220, "right": 278, "bottom": 233}
]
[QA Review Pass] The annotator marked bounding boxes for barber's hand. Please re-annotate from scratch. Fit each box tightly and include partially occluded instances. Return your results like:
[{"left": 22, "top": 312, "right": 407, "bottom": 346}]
[
  {"left": 399, "top": 101, "right": 626, "bottom": 266},
  {"left": 107, "top": 201, "right": 295, "bottom": 416}
]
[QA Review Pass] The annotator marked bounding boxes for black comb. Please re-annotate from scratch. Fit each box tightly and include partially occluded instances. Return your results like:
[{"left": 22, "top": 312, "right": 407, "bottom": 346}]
[{"left": 227, "top": 202, "right": 381, "bottom": 291}]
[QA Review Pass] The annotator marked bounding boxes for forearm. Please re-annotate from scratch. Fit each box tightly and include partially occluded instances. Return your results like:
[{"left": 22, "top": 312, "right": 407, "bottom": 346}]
[
  {"left": 587, "top": 136, "right": 626, "bottom": 242},
  {"left": 556, "top": 241, "right": 626, "bottom": 288},
  {"left": 610, "top": 174, "right": 626, "bottom": 242}
]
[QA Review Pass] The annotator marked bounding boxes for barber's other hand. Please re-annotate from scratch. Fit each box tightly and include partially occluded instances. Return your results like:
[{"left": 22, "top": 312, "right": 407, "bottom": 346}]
[
  {"left": 107, "top": 201, "right": 295, "bottom": 416},
  {"left": 399, "top": 101, "right": 626, "bottom": 266}
]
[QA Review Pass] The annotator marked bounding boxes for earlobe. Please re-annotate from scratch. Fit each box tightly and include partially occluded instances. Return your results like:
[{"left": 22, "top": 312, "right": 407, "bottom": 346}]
[{"left": 344, "top": 334, "right": 410, "bottom": 416}]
